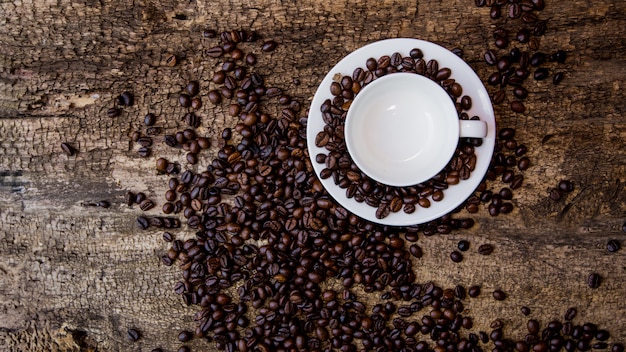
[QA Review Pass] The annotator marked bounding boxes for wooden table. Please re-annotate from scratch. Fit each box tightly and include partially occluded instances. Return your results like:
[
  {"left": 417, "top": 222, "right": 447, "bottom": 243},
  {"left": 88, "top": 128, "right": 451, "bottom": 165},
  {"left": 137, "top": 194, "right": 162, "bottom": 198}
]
[{"left": 1, "top": 0, "right": 625, "bottom": 351}]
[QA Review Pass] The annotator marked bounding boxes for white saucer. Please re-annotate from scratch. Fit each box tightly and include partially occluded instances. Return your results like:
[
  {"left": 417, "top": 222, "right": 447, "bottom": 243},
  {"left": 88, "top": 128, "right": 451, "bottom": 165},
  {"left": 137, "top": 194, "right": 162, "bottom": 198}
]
[{"left": 306, "top": 38, "right": 496, "bottom": 226}]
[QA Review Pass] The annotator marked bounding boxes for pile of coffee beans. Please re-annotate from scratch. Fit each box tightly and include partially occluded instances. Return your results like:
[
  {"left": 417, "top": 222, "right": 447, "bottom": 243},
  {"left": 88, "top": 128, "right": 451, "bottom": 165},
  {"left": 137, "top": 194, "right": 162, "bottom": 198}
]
[
  {"left": 106, "top": 17, "right": 623, "bottom": 352},
  {"left": 474, "top": 0, "right": 568, "bottom": 114},
  {"left": 314, "top": 52, "right": 483, "bottom": 219}
]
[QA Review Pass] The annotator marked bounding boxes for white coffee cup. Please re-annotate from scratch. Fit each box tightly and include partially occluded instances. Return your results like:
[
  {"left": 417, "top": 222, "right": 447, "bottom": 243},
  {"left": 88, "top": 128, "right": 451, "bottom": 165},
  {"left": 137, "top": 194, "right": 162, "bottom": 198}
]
[{"left": 345, "top": 72, "right": 487, "bottom": 187}]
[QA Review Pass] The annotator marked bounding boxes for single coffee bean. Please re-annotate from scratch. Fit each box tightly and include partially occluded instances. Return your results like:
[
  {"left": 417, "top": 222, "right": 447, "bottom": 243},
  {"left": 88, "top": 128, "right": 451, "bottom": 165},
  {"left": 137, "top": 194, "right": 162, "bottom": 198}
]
[
  {"left": 262, "top": 40, "right": 277, "bottom": 52},
  {"left": 410, "top": 48, "right": 423, "bottom": 59},
  {"left": 143, "top": 113, "right": 156, "bottom": 126},
  {"left": 517, "top": 28, "right": 530, "bottom": 43},
  {"left": 513, "top": 86, "right": 528, "bottom": 99},
  {"left": 549, "top": 188, "right": 562, "bottom": 201},
  {"left": 139, "top": 199, "right": 155, "bottom": 211},
  {"left": 493, "top": 89, "right": 506, "bottom": 104},
  {"left": 206, "top": 46, "right": 224, "bottom": 57},
  {"left": 493, "top": 289, "right": 506, "bottom": 301},
  {"left": 534, "top": 67, "right": 549, "bottom": 80},
  {"left": 179, "top": 94, "right": 192, "bottom": 107},
  {"left": 521, "top": 306, "right": 531, "bottom": 316},
  {"left": 191, "top": 97, "right": 202, "bottom": 110},
  {"left": 468, "top": 285, "right": 481, "bottom": 297},
  {"left": 137, "top": 147, "right": 151, "bottom": 157},
  {"left": 587, "top": 273, "right": 601, "bottom": 288},
  {"left": 558, "top": 180, "right": 574, "bottom": 193},
  {"left": 518, "top": 157, "right": 530, "bottom": 170},
  {"left": 458, "top": 240, "right": 470, "bottom": 251},
  {"left": 208, "top": 90, "right": 222, "bottom": 104},
  {"left": 450, "top": 251, "right": 463, "bottom": 263},
  {"left": 178, "top": 331, "right": 193, "bottom": 342},
  {"left": 165, "top": 54, "right": 177, "bottom": 66},
  {"left": 553, "top": 72, "right": 564, "bottom": 85},
  {"left": 607, "top": 239, "right": 621, "bottom": 252},
  {"left": 60, "top": 142, "right": 76, "bottom": 156},
  {"left": 564, "top": 307, "right": 577, "bottom": 321},
  {"left": 107, "top": 107, "right": 121, "bottom": 118},
  {"left": 409, "top": 244, "right": 423, "bottom": 258},
  {"left": 485, "top": 50, "right": 497, "bottom": 65},
  {"left": 119, "top": 91, "right": 134, "bottom": 106},
  {"left": 136, "top": 216, "right": 149, "bottom": 229},
  {"left": 499, "top": 127, "right": 515, "bottom": 140},
  {"left": 478, "top": 244, "right": 494, "bottom": 255},
  {"left": 186, "top": 81, "right": 200, "bottom": 96},
  {"left": 511, "top": 101, "right": 526, "bottom": 113},
  {"left": 127, "top": 328, "right": 140, "bottom": 341}
]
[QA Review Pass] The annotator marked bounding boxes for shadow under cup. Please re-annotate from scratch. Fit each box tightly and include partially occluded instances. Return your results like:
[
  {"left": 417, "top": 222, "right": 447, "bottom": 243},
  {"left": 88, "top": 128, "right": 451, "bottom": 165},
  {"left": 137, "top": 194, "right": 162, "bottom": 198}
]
[{"left": 345, "top": 73, "right": 487, "bottom": 187}]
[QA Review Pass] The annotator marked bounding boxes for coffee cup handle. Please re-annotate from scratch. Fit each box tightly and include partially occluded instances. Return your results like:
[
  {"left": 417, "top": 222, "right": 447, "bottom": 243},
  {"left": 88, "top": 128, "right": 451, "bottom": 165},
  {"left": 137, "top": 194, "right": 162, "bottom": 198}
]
[{"left": 459, "top": 120, "right": 487, "bottom": 138}]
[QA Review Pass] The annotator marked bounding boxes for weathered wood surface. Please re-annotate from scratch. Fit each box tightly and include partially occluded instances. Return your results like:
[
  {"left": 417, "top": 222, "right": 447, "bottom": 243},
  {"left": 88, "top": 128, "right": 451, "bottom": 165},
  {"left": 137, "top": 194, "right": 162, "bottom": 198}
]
[{"left": 1, "top": 0, "right": 625, "bottom": 351}]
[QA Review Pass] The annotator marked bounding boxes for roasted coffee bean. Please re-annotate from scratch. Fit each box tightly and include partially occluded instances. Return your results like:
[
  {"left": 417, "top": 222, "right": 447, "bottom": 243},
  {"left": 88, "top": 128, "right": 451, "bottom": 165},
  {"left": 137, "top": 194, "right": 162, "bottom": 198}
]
[
  {"left": 587, "top": 273, "right": 601, "bottom": 288},
  {"left": 558, "top": 180, "right": 574, "bottom": 193},
  {"left": 549, "top": 188, "right": 563, "bottom": 201},
  {"left": 564, "top": 307, "right": 577, "bottom": 321},
  {"left": 513, "top": 86, "right": 528, "bottom": 99},
  {"left": 485, "top": 50, "right": 497, "bottom": 65},
  {"left": 468, "top": 285, "right": 481, "bottom": 297},
  {"left": 60, "top": 142, "right": 76, "bottom": 156},
  {"left": 511, "top": 101, "right": 526, "bottom": 113},
  {"left": 521, "top": 306, "right": 531, "bottom": 316},
  {"left": 458, "top": 240, "right": 470, "bottom": 251},
  {"left": 553, "top": 72, "right": 564, "bottom": 85},
  {"left": 208, "top": 90, "right": 222, "bottom": 104},
  {"left": 137, "top": 147, "right": 151, "bottom": 157},
  {"left": 493, "top": 290, "right": 506, "bottom": 301},
  {"left": 119, "top": 91, "right": 134, "bottom": 106},
  {"left": 499, "top": 127, "right": 515, "bottom": 140},
  {"left": 493, "top": 89, "right": 506, "bottom": 104},
  {"left": 107, "top": 107, "right": 121, "bottom": 118},
  {"left": 186, "top": 81, "right": 200, "bottom": 96},
  {"left": 517, "top": 28, "right": 530, "bottom": 43},
  {"left": 179, "top": 94, "right": 192, "bottom": 107},
  {"left": 534, "top": 68, "right": 550, "bottom": 80},
  {"left": 554, "top": 50, "right": 567, "bottom": 63},
  {"left": 262, "top": 40, "right": 277, "bottom": 52},
  {"left": 478, "top": 244, "right": 494, "bottom": 255},
  {"left": 409, "top": 244, "right": 423, "bottom": 258},
  {"left": 127, "top": 328, "right": 140, "bottom": 342},
  {"left": 409, "top": 48, "right": 423, "bottom": 59},
  {"left": 607, "top": 239, "right": 621, "bottom": 252},
  {"left": 165, "top": 54, "right": 177, "bottom": 66},
  {"left": 450, "top": 251, "right": 463, "bottom": 263},
  {"left": 136, "top": 216, "right": 149, "bottom": 229},
  {"left": 178, "top": 331, "right": 193, "bottom": 342}
]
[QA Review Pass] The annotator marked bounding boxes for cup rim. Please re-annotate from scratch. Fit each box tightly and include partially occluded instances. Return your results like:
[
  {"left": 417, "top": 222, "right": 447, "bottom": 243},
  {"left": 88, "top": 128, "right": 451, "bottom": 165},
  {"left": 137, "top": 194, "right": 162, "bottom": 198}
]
[{"left": 344, "top": 72, "right": 460, "bottom": 187}]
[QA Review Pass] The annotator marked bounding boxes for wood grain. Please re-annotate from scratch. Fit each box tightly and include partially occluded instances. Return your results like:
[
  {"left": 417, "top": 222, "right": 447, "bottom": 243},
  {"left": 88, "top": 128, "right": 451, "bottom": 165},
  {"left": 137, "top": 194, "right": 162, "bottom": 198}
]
[{"left": 1, "top": 0, "right": 625, "bottom": 351}]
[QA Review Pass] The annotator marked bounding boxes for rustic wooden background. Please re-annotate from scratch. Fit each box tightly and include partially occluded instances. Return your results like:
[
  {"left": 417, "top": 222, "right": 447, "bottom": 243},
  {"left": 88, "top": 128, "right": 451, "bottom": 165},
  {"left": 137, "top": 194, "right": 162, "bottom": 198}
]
[{"left": 1, "top": 0, "right": 625, "bottom": 351}]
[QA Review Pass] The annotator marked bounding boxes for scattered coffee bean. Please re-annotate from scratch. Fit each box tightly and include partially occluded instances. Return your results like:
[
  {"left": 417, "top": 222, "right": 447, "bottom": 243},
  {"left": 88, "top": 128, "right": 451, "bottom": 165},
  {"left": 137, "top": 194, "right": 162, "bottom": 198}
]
[
  {"left": 607, "top": 240, "right": 621, "bottom": 253},
  {"left": 450, "top": 250, "right": 463, "bottom": 263},
  {"left": 493, "top": 289, "right": 506, "bottom": 301},
  {"left": 127, "top": 328, "right": 140, "bottom": 342},
  {"left": 60, "top": 142, "right": 76, "bottom": 156},
  {"left": 458, "top": 240, "right": 470, "bottom": 251},
  {"left": 262, "top": 40, "right": 277, "bottom": 52},
  {"left": 478, "top": 244, "right": 495, "bottom": 255},
  {"left": 468, "top": 285, "right": 481, "bottom": 297},
  {"left": 165, "top": 54, "right": 177, "bottom": 67},
  {"left": 564, "top": 307, "right": 577, "bottom": 321},
  {"left": 587, "top": 273, "right": 601, "bottom": 288},
  {"left": 521, "top": 306, "right": 531, "bottom": 316}
]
